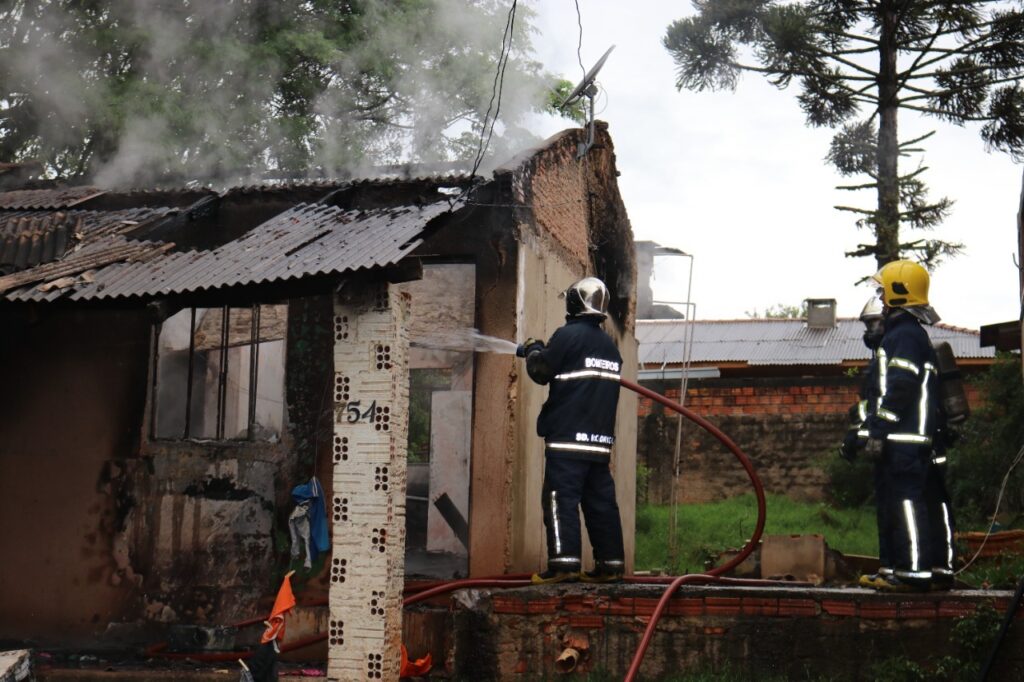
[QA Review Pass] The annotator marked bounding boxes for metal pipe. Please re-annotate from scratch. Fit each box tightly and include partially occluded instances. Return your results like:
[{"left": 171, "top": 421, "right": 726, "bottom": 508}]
[{"left": 184, "top": 307, "right": 196, "bottom": 438}]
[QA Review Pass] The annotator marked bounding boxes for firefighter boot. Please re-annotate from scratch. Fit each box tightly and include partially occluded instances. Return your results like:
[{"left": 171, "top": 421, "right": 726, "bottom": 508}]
[
  {"left": 580, "top": 559, "right": 625, "bottom": 584},
  {"left": 532, "top": 560, "right": 581, "bottom": 585},
  {"left": 874, "top": 574, "right": 930, "bottom": 593}
]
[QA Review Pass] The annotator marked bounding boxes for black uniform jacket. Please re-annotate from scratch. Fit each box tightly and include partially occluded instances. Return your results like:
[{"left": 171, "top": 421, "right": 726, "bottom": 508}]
[{"left": 526, "top": 317, "right": 622, "bottom": 461}]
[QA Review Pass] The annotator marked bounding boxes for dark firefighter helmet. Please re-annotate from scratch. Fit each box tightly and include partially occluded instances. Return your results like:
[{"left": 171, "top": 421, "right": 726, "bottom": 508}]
[{"left": 563, "top": 277, "right": 609, "bottom": 319}]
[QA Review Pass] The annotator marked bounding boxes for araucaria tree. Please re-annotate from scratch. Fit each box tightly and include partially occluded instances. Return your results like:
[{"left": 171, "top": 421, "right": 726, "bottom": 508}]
[{"left": 664, "top": 0, "right": 1024, "bottom": 269}]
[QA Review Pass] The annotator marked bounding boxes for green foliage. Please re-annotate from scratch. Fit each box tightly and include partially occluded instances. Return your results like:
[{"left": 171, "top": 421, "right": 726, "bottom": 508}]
[
  {"left": 823, "top": 448, "right": 875, "bottom": 508},
  {"left": 664, "top": 0, "right": 1024, "bottom": 268},
  {"left": 866, "top": 605, "right": 1001, "bottom": 681},
  {"left": 635, "top": 460, "right": 651, "bottom": 505},
  {"left": 744, "top": 301, "right": 807, "bottom": 318},
  {"left": 407, "top": 368, "right": 452, "bottom": 463},
  {"left": 0, "top": 0, "right": 575, "bottom": 183},
  {"left": 635, "top": 494, "right": 877, "bottom": 574},
  {"left": 947, "top": 354, "right": 1024, "bottom": 526}
]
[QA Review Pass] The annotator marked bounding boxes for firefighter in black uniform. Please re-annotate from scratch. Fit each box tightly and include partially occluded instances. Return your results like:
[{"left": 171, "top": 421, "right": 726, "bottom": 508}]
[
  {"left": 861, "top": 260, "right": 943, "bottom": 591},
  {"left": 517, "top": 277, "right": 625, "bottom": 584}
]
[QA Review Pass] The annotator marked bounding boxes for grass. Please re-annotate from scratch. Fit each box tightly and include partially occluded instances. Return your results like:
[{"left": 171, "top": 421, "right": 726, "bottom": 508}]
[
  {"left": 635, "top": 493, "right": 877, "bottom": 575},
  {"left": 634, "top": 495, "right": 1024, "bottom": 588}
]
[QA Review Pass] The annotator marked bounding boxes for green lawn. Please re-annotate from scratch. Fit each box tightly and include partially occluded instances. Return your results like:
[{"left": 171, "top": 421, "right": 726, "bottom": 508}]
[
  {"left": 634, "top": 494, "right": 1024, "bottom": 588},
  {"left": 634, "top": 493, "right": 878, "bottom": 575}
]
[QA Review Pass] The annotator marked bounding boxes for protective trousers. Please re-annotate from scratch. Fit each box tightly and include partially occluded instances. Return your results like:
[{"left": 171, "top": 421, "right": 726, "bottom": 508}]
[
  {"left": 881, "top": 443, "right": 932, "bottom": 582},
  {"left": 541, "top": 454, "right": 624, "bottom": 572},
  {"left": 926, "top": 462, "right": 956, "bottom": 578}
]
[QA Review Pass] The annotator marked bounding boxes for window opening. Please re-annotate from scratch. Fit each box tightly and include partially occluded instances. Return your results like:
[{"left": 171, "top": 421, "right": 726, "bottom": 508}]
[{"left": 153, "top": 303, "right": 287, "bottom": 441}]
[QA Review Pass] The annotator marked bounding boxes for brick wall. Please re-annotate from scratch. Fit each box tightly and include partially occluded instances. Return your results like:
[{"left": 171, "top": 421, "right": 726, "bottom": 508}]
[
  {"left": 442, "top": 584, "right": 1024, "bottom": 681},
  {"left": 636, "top": 374, "right": 991, "bottom": 504},
  {"left": 638, "top": 378, "right": 858, "bottom": 503}
]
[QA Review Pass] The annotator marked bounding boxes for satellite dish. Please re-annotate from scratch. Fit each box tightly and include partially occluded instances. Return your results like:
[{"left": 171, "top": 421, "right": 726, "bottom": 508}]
[
  {"left": 560, "top": 45, "right": 615, "bottom": 109},
  {"left": 559, "top": 45, "right": 615, "bottom": 159}
]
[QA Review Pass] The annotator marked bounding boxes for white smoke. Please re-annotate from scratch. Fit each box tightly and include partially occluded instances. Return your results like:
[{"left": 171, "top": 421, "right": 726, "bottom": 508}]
[{"left": 1, "top": 0, "right": 571, "bottom": 188}]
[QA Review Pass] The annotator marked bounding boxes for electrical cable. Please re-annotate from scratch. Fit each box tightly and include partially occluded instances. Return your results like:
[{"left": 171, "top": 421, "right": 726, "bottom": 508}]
[
  {"left": 956, "top": 442, "right": 1024, "bottom": 575},
  {"left": 469, "top": 0, "right": 518, "bottom": 180}
]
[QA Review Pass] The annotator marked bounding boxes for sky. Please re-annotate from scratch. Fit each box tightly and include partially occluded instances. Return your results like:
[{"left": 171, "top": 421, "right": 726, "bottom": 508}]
[{"left": 525, "top": 0, "right": 1022, "bottom": 331}]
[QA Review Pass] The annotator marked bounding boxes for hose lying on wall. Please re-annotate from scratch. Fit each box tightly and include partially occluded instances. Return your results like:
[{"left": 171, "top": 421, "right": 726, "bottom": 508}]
[
  {"left": 147, "top": 378, "right": 768, "bottom": 681},
  {"left": 618, "top": 377, "right": 767, "bottom": 682}
]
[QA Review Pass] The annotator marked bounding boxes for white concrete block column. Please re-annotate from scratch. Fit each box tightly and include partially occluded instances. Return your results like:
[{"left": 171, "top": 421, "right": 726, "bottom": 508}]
[{"left": 328, "top": 284, "right": 409, "bottom": 681}]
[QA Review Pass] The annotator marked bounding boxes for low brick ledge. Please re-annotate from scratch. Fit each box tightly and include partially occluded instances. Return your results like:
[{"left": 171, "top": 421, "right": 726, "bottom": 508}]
[
  {"left": 443, "top": 583, "right": 1024, "bottom": 680},
  {"left": 484, "top": 583, "right": 1021, "bottom": 621}
]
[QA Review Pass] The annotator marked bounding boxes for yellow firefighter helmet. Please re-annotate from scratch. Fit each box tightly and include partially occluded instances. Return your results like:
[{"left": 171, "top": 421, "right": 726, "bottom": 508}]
[{"left": 871, "top": 260, "right": 930, "bottom": 308}]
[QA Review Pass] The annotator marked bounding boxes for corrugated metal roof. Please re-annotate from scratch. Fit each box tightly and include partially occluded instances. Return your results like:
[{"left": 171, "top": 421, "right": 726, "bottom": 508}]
[
  {"left": 0, "top": 208, "right": 177, "bottom": 296},
  {"left": 0, "top": 198, "right": 461, "bottom": 302},
  {"left": 0, "top": 187, "right": 107, "bottom": 210},
  {"left": 637, "top": 318, "right": 993, "bottom": 368},
  {"left": 0, "top": 212, "right": 80, "bottom": 273}
]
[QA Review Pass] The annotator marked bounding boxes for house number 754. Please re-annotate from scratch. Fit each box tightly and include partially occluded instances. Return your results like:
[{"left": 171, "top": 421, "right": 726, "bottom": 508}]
[{"left": 345, "top": 400, "right": 377, "bottom": 423}]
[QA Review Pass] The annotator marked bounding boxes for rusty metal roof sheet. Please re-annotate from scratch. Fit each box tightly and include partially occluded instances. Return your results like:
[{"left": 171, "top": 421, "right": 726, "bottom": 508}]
[
  {"left": 1, "top": 198, "right": 461, "bottom": 302},
  {"left": 0, "top": 208, "right": 176, "bottom": 295},
  {"left": 0, "top": 207, "right": 174, "bottom": 278},
  {"left": 637, "top": 318, "right": 994, "bottom": 369},
  {"left": 0, "top": 186, "right": 108, "bottom": 210}
]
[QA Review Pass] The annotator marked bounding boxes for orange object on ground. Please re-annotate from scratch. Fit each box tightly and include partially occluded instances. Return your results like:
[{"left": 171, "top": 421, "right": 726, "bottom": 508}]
[
  {"left": 261, "top": 573, "right": 297, "bottom": 644},
  {"left": 400, "top": 644, "right": 432, "bottom": 678}
]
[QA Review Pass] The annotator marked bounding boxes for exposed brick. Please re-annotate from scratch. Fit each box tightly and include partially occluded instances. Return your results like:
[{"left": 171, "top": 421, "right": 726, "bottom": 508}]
[
  {"left": 741, "top": 597, "right": 779, "bottom": 616},
  {"left": 860, "top": 602, "right": 899, "bottom": 619},
  {"left": 569, "top": 615, "right": 606, "bottom": 629},
  {"left": 705, "top": 596, "right": 742, "bottom": 617},
  {"left": 634, "top": 597, "right": 663, "bottom": 615},
  {"left": 821, "top": 600, "right": 857, "bottom": 617},
  {"left": 492, "top": 597, "right": 529, "bottom": 615},
  {"left": 898, "top": 601, "right": 938, "bottom": 619},
  {"left": 601, "top": 598, "right": 636, "bottom": 616},
  {"left": 526, "top": 598, "right": 561, "bottom": 614},
  {"left": 778, "top": 598, "right": 818, "bottom": 617},
  {"left": 666, "top": 597, "right": 704, "bottom": 617},
  {"left": 938, "top": 601, "right": 976, "bottom": 618}
]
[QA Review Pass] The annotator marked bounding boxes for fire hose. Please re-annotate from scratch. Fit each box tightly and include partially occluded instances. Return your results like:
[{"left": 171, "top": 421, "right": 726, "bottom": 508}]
[{"left": 147, "top": 377, "right": 767, "bottom": 680}]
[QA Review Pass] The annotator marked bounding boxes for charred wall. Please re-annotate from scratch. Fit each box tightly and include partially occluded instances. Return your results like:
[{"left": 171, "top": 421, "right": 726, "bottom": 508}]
[
  {"left": 0, "top": 293, "right": 335, "bottom": 648},
  {"left": 0, "top": 307, "right": 151, "bottom": 645}
]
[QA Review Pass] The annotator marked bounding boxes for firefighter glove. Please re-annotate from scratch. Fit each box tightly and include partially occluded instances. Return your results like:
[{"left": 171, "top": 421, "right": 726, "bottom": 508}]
[
  {"left": 516, "top": 338, "right": 544, "bottom": 358},
  {"left": 863, "top": 437, "right": 884, "bottom": 461},
  {"left": 838, "top": 431, "right": 859, "bottom": 463}
]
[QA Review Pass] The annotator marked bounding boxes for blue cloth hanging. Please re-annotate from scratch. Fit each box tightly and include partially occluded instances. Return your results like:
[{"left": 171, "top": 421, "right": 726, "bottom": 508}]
[{"left": 290, "top": 476, "right": 330, "bottom": 561}]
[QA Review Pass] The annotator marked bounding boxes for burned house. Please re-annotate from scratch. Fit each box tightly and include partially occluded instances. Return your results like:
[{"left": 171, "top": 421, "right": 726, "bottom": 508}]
[{"left": 0, "top": 124, "right": 637, "bottom": 678}]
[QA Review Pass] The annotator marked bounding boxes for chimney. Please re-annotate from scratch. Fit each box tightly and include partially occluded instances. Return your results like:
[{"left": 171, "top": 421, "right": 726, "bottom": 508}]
[{"left": 805, "top": 298, "right": 837, "bottom": 329}]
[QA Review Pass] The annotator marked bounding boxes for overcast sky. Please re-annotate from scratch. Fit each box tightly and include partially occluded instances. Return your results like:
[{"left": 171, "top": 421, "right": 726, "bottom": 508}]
[{"left": 525, "top": 0, "right": 1022, "bottom": 331}]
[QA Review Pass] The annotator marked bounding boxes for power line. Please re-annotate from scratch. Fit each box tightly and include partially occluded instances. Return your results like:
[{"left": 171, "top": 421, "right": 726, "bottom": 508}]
[{"left": 470, "top": 0, "right": 518, "bottom": 180}]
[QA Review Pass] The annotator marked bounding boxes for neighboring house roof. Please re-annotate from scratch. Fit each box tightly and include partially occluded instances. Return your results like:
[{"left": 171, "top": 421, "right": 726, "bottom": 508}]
[
  {"left": 0, "top": 178, "right": 467, "bottom": 303},
  {"left": 638, "top": 318, "right": 994, "bottom": 368}
]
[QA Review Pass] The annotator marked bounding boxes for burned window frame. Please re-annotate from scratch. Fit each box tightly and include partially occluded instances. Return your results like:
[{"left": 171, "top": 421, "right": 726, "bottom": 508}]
[{"left": 149, "top": 303, "right": 286, "bottom": 441}]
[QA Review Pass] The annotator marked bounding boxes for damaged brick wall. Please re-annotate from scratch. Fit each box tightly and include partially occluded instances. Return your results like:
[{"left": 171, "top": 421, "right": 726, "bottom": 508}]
[
  {"left": 445, "top": 584, "right": 1024, "bottom": 681},
  {"left": 638, "top": 378, "right": 855, "bottom": 503}
]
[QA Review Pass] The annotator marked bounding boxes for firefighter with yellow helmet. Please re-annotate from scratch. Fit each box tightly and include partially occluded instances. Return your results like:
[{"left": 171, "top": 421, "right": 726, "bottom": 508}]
[{"left": 858, "top": 260, "right": 955, "bottom": 591}]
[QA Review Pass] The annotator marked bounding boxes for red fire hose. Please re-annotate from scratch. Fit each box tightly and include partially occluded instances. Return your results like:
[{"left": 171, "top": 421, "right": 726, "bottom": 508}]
[{"left": 618, "top": 377, "right": 766, "bottom": 682}]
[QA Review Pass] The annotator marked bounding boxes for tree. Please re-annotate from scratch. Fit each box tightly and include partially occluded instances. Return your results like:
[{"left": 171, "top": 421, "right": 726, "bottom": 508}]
[
  {"left": 664, "top": 0, "right": 1024, "bottom": 270},
  {"left": 0, "top": 0, "right": 575, "bottom": 184},
  {"left": 745, "top": 301, "right": 808, "bottom": 318}
]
